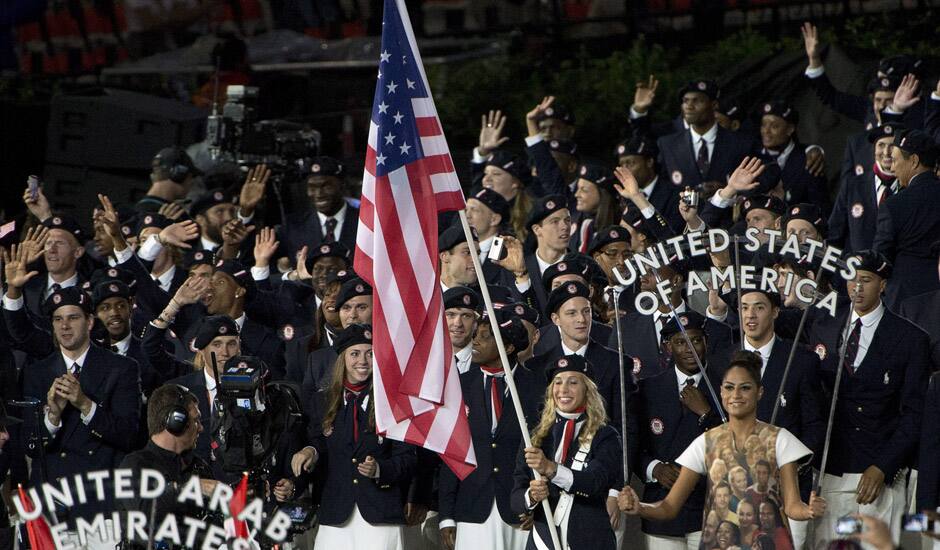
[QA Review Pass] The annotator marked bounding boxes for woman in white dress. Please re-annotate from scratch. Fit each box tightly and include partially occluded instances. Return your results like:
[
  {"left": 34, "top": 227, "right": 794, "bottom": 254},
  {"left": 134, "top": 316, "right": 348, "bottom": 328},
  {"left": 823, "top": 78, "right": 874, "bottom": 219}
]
[{"left": 619, "top": 351, "right": 827, "bottom": 550}]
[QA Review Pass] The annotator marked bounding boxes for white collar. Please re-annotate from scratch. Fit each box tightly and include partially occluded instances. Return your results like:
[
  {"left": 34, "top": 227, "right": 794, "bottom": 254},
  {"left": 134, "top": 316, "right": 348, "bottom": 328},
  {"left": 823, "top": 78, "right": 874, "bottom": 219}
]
[
  {"left": 152, "top": 265, "right": 176, "bottom": 289},
  {"left": 456, "top": 344, "right": 473, "bottom": 363},
  {"left": 233, "top": 313, "right": 247, "bottom": 331},
  {"left": 535, "top": 248, "right": 563, "bottom": 275},
  {"left": 204, "top": 368, "right": 217, "bottom": 391},
  {"left": 113, "top": 333, "right": 132, "bottom": 355},
  {"left": 62, "top": 345, "right": 91, "bottom": 369},
  {"left": 479, "top": 235, "right": 495, "bottom": 256},
  {"left": 675, "top": 366, "right": 703, "bottom": 389},
  {"left": 744, "top": 336, "right": 775, "bottom": 358},
  {"left": 851, "top": 303, "right": 885, "bottom": 328},
  {"left": 655, "top": 301, "right": 687, "bottom": 321},
  {"left": 200, "top": 236, "right": 219, "bottom": 252},
  {"left": 642, "top": 176, "right": 659, "bottom": 199},
  {"left": 317, "top": 203, "right": 348, "bottom": 228},
  {"left": 47, "top": 272, "right": 79, "bottom": 291},
  {"left": 560, "top": 337, "right": 588, "bottom": 357},
  {"left": 557, "top": 410, "right": 584, "bottom": 420},
  {"left": 766, "top": 140, "right": 796, "bottom": 167},
  {"left": 690, "top": 123, "right": 718, "bottom": 144}
]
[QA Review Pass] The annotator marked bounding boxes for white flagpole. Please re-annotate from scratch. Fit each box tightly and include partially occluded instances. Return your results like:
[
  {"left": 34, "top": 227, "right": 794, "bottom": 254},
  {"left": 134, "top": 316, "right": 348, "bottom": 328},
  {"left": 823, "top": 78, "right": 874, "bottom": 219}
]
[{"left": 457, "top": 210, "right": 563, "bottom": 550}]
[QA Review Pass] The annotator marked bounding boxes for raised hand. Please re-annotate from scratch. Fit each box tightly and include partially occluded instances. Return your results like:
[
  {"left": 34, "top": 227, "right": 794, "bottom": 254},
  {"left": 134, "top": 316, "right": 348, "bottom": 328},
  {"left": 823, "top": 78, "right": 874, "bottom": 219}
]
[
  {"left": 2, "top": 244, "right": 40, "bottom": 293},
  {"left": 725, "top": 157, "right": 766, "bottom": 195},
  {"left": 94, "top": 194, "right": 127, "bottom": 251},
  {"left": 801, "top": 22, "right": 822, "bottom": 68},
  {"left": 294, "top": 245, "right": 313, "bottom": 281},
  {"left": 239, "top": 164, "right": 271, "bottom": 217},
  {"left": 160, "top": 220, "right": 200, "bottom": 249},
  {"left": 174, "top": 275, "right": 210, "bottom": 306},
  {"left": 491, "top": 236, "right": 525, "bottom": 277},
  {"left": 20, "top": 225, "right": 49, "bottom": 265},
  {"left": 891, "top": 74, "right": 921, "bottom": 112},
  {"left": 221, "top": 219, "right": 254, "bottom": 247},
  {"left": 525, "top": 96, "right": 555, "bottom": 137},
  {"left": 632, "top": 75, "right": 659, "bottom": 114},
  {"left": 253, "top": 227, "right": 279, "bottom": 268},
  {"left": 613, "top": 166, "right": 642, "bottom": 199},
  {"left": 158, "top": 202, "right": 186, "bottom": 221},
  {"left": 478, "top": 110, "right": 510, "bottom": 156},
  {"left": 22, "top": 185, "right": 52, "bottom": 221}
]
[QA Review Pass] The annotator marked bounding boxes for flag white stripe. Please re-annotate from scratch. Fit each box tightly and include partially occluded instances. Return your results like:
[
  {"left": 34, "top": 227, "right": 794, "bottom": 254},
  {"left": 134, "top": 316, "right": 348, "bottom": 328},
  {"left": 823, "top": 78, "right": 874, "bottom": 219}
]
[{"left": 387, "top": 166, "right": 437, "bottom": 308}]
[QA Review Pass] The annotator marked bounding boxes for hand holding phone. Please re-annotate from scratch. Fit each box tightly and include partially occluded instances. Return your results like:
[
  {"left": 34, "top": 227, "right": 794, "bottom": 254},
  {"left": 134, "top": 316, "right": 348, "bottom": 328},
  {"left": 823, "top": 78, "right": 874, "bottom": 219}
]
[{"left": 27, "top": 175, "right": 40, "bottom": 201}]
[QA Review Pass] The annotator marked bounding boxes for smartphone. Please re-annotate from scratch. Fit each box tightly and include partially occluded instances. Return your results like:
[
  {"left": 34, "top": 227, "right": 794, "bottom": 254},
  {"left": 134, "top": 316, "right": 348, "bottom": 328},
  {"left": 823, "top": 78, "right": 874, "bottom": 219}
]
[
  {"left": 27, "top": 175, "right": 40, "bottom": 201},
  {"left": 902, "top": 513, "right": 937, "bottom": 533},
  {"left": 488, "top": 236, "right": 507, "bottom": 261},
  {"left": 835, "top": 515, "right": 862, "bottom": 535}
]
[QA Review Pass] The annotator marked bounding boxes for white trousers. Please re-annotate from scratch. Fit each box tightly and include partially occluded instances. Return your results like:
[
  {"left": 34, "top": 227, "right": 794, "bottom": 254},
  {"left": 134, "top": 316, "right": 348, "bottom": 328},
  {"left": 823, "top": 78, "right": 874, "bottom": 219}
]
[
  {"left": 644, "top": 530, "right": 702, "bottom": 550},
  {"left": 788, "top": 517, "right": 809, "bottom": 550},
  {"left": 455, "top": 501, "right": 528, "bottom": 550},
  {"left": 815, "top": 473, "right": 907, "bottom": 550},
  {"left": 314, "top": 505, "right": 404, "bottom": 550}
]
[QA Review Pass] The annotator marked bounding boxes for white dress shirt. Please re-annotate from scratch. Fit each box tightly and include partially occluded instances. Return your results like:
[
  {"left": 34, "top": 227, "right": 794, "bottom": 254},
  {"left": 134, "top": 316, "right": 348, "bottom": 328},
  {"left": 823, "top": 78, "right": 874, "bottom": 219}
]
[
  {"left": 46, "top": 346, "right": 96, "bottom": 433},
  {"left": 849, "top": 303, "right": 885, "bottom": 369},
  {"left": 744, "top": 337, "right": 776, "bottom": 379},
  {"left": 112, "top": 333, "right": 132, "bottom": 356},
  {"left": 690, "top": 123, "right": 718, "bottom": 164},
  {"left": 560, "top": 338, "right": 588, "bottom": 357},
  {"left": 44, "top": 273, "right": 79, "bottom": 299},
  {"left": 317, "top": 203, "right": 347, "bottom": 243},
  {"left": 152, "top": 266, "right": 177, "bottom": 293},
  {"left": 653, "top": 302, "right": 687, "bottom": 348},
  {"left": 455, "top": 344, "right": 473, "bottom": 374}
]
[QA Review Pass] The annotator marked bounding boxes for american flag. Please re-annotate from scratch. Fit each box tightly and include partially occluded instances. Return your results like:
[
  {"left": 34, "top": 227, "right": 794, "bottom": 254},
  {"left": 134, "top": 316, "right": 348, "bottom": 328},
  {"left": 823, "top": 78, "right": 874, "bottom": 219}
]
[{"left": 354, "top": 0, "right": 476, "bottom": 478}]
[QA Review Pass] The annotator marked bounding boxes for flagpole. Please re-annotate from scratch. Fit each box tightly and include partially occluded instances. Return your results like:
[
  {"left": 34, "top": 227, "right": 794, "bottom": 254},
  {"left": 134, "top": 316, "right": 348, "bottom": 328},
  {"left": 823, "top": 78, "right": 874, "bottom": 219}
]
[{"left": 457, "top": 210, "right": 563, "bottom": 550}]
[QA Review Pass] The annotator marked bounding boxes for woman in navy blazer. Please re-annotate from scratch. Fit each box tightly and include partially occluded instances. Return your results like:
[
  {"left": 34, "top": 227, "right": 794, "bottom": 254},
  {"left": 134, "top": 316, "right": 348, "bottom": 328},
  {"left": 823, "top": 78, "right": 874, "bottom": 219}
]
[
  {"left": 511, "top": 354, "right": 622, "bottom": 550},
  {"left": 291, "top": 324, "right": 416, "bottom": 550}
]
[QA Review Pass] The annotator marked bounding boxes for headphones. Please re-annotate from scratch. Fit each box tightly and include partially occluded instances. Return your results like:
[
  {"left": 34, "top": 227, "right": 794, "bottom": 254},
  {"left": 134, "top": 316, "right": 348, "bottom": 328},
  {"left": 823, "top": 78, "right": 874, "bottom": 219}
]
[
  {"left": 164, "top": 384, "right": 193, "bottom": 436},
  {"left": 153, "top": 147, "right": 193, "bottom": 185}
]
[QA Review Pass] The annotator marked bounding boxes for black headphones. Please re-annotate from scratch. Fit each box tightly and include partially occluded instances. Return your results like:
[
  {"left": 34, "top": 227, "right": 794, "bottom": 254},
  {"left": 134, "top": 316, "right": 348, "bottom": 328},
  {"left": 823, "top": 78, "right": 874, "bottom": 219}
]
[
  {"left": 164, "top": 384, "right": 193, "bottom": 436},
  {"left": 153, "top": 147, "right": 194, "bottom": 185}
]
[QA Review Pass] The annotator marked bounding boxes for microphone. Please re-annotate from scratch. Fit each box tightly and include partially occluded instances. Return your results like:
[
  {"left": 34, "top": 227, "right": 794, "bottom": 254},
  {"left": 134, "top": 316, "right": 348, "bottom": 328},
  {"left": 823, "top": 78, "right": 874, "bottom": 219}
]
[{"left": 7, "top": 398, "right": 41, "bottom": 407}]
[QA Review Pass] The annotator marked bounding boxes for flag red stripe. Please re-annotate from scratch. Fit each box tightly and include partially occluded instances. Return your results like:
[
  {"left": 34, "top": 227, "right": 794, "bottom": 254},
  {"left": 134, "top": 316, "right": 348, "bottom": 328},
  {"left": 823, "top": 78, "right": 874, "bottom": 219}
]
[{"left": 415, "top": 116, "right": 442, "bottom": 136}]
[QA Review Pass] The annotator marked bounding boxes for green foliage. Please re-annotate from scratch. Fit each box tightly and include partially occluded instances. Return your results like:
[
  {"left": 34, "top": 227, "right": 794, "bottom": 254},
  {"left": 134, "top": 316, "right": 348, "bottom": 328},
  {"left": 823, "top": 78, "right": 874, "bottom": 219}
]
[{"left": 427, "top": 29, "right": 781, "bottom": 157}]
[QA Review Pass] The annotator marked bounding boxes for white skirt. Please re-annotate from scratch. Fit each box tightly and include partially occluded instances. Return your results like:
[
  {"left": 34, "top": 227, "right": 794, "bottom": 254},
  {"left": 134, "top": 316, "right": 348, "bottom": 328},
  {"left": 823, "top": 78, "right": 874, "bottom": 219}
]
[
  {"left": 455, "top": 500, "right": 528, "bottom": 550},
  {"left": 314, "top": 505, "right": 404, "bottom": 550}
]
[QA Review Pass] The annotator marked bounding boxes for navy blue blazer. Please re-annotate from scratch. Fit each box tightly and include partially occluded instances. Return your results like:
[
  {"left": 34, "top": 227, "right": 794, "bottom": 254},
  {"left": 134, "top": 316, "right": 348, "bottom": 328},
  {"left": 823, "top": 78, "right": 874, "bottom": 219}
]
[
  {"left": 522, "top": 253, "right": 550, "bottom": 315},
  {"left": 534, "top": 322, "right": 612, "bottom": 359},
  {"left": 811, "top": 307, "right": 930, "bottom": 481},
  {"left": 829, "top": 163, "right": 880, "bottom": 254},
  {"left": 899, "top": 289, "right": 940, "bottom": 368},
  {"left": 657, "top": 126, "right": 771, "bottom": 189},
  {"left": 511, "top": 423, "right": 621, "bottom": 550},
  {"left": 773, "top": 145, "right": 830, "bottom": 213},
  {"left": 610, "top": 310, "right": 733, "bottom": 381},
  {"left": 275, "top": 205, "right": 359, "bottom": 259},
  {"left": 21, "top": 346, "right": 141, "bottom": 521},
  {"left": 636, "top": 367, "right": 721, "bottom": 537},
  {"left": 916, "top": 372, "right": 940, "bottom": 511},
  {"left": 874, "top": 171, "right": 940, "bottom": 308},
  {"left": 305, "top": 390, "right": 416, "bottom": 525},
  {"left": 438, "top": 364, "right": 543, "bottom": 525}
]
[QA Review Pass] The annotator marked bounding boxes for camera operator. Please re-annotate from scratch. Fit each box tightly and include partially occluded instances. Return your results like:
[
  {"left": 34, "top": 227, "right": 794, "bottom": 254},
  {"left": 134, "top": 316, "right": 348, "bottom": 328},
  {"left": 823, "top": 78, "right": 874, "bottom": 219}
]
[{"left": 118, "top": 383, "right": 218, "bottom": 548}]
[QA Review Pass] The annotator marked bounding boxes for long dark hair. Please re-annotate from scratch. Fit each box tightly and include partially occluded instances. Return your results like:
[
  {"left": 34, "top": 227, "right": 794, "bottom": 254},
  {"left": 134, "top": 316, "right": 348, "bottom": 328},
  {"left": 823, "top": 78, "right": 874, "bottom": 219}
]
[{"left": 321, "top": 350, "right": 375, "bottom": 433}]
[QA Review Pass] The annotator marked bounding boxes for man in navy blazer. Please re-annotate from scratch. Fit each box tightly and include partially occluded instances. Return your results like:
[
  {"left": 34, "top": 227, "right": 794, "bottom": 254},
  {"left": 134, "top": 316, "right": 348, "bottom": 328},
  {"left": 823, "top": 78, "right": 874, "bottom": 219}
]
[
  {"left": 810, "top": 251, "right": 930, "bottom": 548},
  {"left": 656, "top": 80, "right": 774, "bottom": 192},
  {"left": 830, "top": 124, "right": 901, "bottom": 255},
  {"left": 636, "top": 312, "right": 722, "bottom": 549},
  {"left": 873, "top": 129, "right": 940, "bottom": 308},
  {"left": 438, "top": 317, "right": 542, "bottom": 548},
  {"left": 276, "top": 156, "right": 360, "bottom": 259},
  {"left": 21, "top": 287, "right": 140, "bottom": 530}
]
